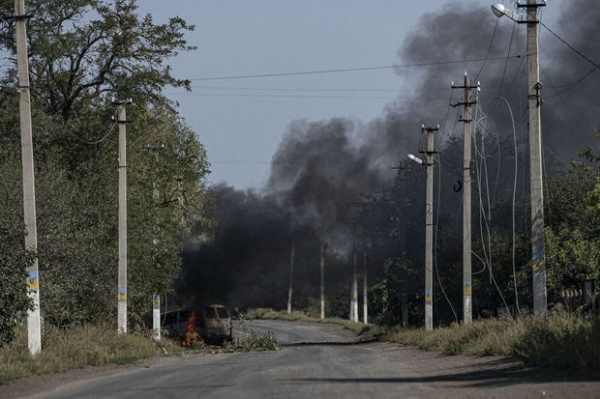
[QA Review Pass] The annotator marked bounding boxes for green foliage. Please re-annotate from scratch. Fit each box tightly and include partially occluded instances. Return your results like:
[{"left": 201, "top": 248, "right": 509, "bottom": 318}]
[
  {"left": 0, "top": 152, "right": 34, "bottom": 346},
  {"left": 0, "top": 0, "right": 196, "bottom": 120},
  {"left": 0, "top": 0, "right": 210, "bottom": 331}
]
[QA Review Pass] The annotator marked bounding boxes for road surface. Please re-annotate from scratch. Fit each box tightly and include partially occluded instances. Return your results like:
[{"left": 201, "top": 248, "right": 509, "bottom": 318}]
[{"left": 9, "top": 320, "right": 600, "bottom": 398}]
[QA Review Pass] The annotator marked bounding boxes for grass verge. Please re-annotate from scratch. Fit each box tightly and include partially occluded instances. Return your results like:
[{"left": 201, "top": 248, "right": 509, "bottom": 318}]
[
  {"left": 245, "top": 308, "right": 384, "bottom": 339},
  {"left": 0, "top": 324, "right": 183, "bottom": 385},
  {"left": 384, "top": 313, "right": 600, "bottom": 372}
]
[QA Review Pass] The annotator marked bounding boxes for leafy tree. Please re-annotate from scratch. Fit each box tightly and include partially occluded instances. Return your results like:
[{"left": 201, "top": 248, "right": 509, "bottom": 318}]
[{"left": 0, "top": 0, "right": 210, "bottom": 330}]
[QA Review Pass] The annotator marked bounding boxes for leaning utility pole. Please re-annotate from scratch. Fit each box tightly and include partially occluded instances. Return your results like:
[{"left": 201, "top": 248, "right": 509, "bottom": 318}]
[
  {"left": 423, "top": 125, "right": 438, "bottom": 331},
  {"left": 116, "top": 100, "right": 131, "bottom": 334},
  {"left": 14, "top": 0, "right": 41, "bottom": 355},
  {"left": 524, "top": 0, "right": 547, "bottom": 317},
  {"left": 452, "top": 73, "right": 478, "bottom": 324},
  {"left": 320, "top": 242, "right": 325, "bottom": 319},
  {"left": 287, "top": 243, "right": 295, "bottom": 314}
]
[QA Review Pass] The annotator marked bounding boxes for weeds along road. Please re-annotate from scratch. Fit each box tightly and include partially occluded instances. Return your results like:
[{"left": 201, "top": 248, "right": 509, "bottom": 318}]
[{"left": 27, "top": 320, "right": 600, "bottom": 399}]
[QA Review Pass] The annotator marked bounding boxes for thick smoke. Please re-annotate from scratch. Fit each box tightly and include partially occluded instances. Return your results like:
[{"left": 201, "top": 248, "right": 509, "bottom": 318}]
[{"left": 178, "top": 0, "right": 600, "bottom": 311}]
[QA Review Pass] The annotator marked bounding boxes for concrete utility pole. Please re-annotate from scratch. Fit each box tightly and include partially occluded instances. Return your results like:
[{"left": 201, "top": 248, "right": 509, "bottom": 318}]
[
  {"left": 351, "top": 245, "right": 359, "bottom": 323},
  {"left": 452, "top": 73, "right": 478, "bottom": 324},
  {"left": 423, "top": 125, "right": 438, "bottom": 331},
  {"left": 116, "top": 101, "right": 131, "bottom": 334},
  {"left": 320, "top": 243, "right": 325, "bottom": 319},
  {"left": 146, "top": 144, "right": 163, "bottom": 341},
  {"left": 287, "top": 243, "right": 294, "bottom": 314},
  {"left": 152, "top": 179, "right": 160, "bottom": 340},
  {"left": 14, "top": 0, "right": 41, "bottom": 355},
  {"left": 524, "top": 0, "right": 547, "bottom": 317},
  {"left": 362, "top": 249, "right": 368, "bottom": 324},
  {"left": 491, "top": 0, "right": 547, "bottom": 317}
]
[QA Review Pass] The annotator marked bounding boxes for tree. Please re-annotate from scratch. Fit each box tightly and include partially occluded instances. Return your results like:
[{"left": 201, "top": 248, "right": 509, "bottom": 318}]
[
  {"left": 0, "top": 0, "right": 210, "bottom": 329},
  {"left": 0, "top": 0, "right": 195, "bottom": 120}
]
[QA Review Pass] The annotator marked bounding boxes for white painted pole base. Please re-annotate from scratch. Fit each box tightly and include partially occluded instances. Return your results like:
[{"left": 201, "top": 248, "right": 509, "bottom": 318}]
[
  {"left": 27, "top": 288, "right": 41, "bottom": 355},
  {"left": 152, "top": 295, "right": 160, "bottom": 341},
  {"left": 118, "top": 298, "right": 127, "bottom": 334},
  {"left": 320, "top": 297, "right": 325, "bottom": 320}
]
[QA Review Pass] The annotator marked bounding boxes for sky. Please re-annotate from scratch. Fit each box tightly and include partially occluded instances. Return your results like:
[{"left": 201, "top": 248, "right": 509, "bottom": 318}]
[{"left": 136, "top": 0, "right": 560, "bottom": 189}]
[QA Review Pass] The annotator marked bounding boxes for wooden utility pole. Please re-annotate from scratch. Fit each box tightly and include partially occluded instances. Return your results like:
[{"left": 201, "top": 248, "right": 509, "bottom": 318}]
[
  {"left": 452, "top": 73, "right": 478, "bottom": 324},
  {"left": 320, "top": 243, "right": 325, "bottom": 319},
  {"left": 287, "top": 243, "right": 294, "bottom": 314},
  {"left": 116, "top": 101, "right": 131, "bottom": 334},
  {"left": 15, "top": 0, "right": 41, "bottom": 355},
  {"left": 423, "top": 125, "right": 438, "bottom": 331},
  {"left": 524, "top": 0, "right": 547, "bottom": 317}
]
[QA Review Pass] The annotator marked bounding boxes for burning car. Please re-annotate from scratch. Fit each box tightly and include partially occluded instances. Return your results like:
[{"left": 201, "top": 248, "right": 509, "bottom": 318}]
[{"left": 162, "top": 304, "right": 233, "bottom": 345}]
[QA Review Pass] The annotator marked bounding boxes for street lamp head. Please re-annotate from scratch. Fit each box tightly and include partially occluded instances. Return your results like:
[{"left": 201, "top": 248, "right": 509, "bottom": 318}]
[
  {"left": 491, "top": 3, "right": 505, "bottom": 18},
  {"left": 407, "top": 154, "right": 424, "bottom": 165},
  {"left": 491, "top": 3, "right": 521, "bottom": 23}
]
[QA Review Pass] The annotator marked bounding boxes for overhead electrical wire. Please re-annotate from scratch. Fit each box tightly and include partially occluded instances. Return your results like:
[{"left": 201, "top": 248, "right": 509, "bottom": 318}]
[
  {"left": 189, "top": 55, "right": 521, "bottom": 81},
  {"left": 499, "top": 97, "right": 521, "bottom": 314},
  {"left": 434, "top": 153, "right": 459, "bottom": 323},
  {"left": 474, "top": 19, "right": 500, "bottom": 81},
  {"left": 473, "top": 100, "right": 512, "bottom": 314},
  {"left": 166, "top": 91, "right": 456, "bottom": 101}
]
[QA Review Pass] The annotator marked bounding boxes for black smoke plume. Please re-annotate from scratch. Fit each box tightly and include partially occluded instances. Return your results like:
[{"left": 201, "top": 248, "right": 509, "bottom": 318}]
[{"left": 177, "top": 0, "right": 600, "bottom": 314}]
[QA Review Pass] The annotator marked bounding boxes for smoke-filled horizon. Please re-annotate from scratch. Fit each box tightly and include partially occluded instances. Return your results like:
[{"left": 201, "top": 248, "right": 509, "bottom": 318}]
[{"left": 178, "top": 0, "right": 600, "bottom": 311}]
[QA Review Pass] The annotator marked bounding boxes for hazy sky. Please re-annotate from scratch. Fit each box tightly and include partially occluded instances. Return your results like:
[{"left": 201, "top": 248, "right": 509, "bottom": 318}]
[{"left": 135, "top": 0, "right": 558, "bottom": 189}]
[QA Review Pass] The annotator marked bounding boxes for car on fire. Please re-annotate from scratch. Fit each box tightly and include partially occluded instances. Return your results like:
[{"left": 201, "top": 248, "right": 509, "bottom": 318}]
[{"left": 161, "top": 304, "right": 233, "bottom": 344}]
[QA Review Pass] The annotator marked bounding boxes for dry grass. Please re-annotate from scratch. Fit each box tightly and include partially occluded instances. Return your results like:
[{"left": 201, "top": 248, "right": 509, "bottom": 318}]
[
  {"left": 0, "top": 324, "right": 177, "bottom": 385},
  {"left": 385, "top": 313, "right": 600, "bottom": 372}
]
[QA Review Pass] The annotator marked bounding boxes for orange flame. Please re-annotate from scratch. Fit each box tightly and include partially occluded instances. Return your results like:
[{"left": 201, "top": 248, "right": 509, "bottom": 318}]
[{"left": 180, "top": 311, "right": 204, "bottom": 347}]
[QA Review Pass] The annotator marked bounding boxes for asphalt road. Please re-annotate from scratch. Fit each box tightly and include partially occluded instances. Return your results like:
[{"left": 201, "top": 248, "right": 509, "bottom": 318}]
[{"left": 23, "top": 320, "right": 600, "bottom": 399}]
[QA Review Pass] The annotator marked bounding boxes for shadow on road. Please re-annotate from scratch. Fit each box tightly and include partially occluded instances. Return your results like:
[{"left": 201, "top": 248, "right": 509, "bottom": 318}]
[{"left": 288, "top": 358, "right": 600, "bottom": 389}]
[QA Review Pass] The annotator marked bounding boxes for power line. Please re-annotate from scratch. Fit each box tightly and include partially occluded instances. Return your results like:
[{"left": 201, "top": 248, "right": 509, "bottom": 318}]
[
  {"left": 189, "top": 55, "right": 522, "bottom": 81},
  {"left": 540, "top": 21, "right": 600, "bottom": 73},
  {"left": 164, "top": 92, "right": 451, "bottom": 101},
  {"left": 474, "top": 19, "right": 500, "bottom": 81}
]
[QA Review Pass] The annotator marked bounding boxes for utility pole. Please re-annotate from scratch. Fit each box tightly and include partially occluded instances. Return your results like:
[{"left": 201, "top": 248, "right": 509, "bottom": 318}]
[
  {"left": 14, "top": 0, "right": 41, "bottom": 355},
  {"left": 423, "top": 125, "right": 438, "bottom": 331},
  {"left": 146, "top": 144, "right": 164, "bottom": 341},
  {"left": 116, "top": 100, "right": 132, "bottom": 334},
  {"left": 523, "top": 0, "right": 547, "bottom": 317},
  {"left": 452, "top": 73, "right": 478, "bottom": 324},
  {"left": 320, "top": 242, "right": 325, "bottom": 319},
  {"left": 287, "top": 243, "right": 294, "bottom": 314},
  {"left": 492, "top": 0, "right": 548, "bottom": 318},
  {"left": 362, "top": 248, "right": 368, "bottom": 324},
  {"left": 351, "top": 237, "right": 359, "bottom": 323}
]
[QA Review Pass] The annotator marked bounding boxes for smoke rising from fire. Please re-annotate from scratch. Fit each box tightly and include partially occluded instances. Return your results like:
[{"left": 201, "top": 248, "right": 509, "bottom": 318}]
[{"left": 178, "top": 0, "right": 600, "bottom": 310}]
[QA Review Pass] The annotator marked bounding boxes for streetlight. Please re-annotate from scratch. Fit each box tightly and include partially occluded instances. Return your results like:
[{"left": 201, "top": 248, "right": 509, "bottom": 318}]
[
  {"left": 491, "top": 0, "right": 547, "bottom": 317},
  {"left": 491, "top": 4, "right": 521, "bottom": 22},
  {"left": 407, "top": 153, "right": 424, "bottom": 165}
]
